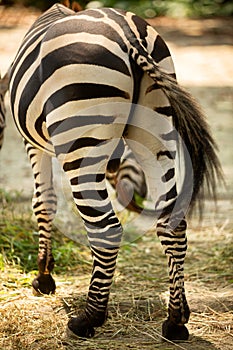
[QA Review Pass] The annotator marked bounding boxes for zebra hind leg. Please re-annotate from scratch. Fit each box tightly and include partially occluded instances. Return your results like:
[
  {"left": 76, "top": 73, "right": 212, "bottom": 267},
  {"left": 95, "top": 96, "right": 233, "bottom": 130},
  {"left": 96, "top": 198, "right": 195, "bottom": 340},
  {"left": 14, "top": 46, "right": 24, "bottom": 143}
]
[
  {"left": 25, "top": 142, "right": 57, "bottom": 295},
  {"left": 124, "top": 106, "right": 190, "bottom": 340},
  {"left": 157, "top": 215, "right": 190, "bottom": 341},
  {"left": 55, "top": 138, "right": 124, "bottom": 338}
]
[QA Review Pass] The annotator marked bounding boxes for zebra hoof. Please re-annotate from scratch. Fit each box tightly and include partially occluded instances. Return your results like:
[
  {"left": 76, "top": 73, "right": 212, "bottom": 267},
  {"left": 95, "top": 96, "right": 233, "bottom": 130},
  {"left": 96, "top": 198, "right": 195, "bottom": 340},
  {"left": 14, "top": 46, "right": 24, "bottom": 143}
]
[
  {"left": 32, "top": 273, "right": 56, "bottom": 295},
  {"left": 162, "top": 319, "right": 189, "bottom": 341},
  {"left": 67, "top": 313, "right": 95, "bottom": 338}
]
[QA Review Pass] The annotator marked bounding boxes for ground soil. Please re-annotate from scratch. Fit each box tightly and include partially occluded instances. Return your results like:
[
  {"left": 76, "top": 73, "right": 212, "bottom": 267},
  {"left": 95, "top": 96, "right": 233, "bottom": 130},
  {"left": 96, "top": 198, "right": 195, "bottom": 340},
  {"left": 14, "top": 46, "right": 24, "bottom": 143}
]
[{"left": 0, "top": 6, "right": 232, "bottom": 350}]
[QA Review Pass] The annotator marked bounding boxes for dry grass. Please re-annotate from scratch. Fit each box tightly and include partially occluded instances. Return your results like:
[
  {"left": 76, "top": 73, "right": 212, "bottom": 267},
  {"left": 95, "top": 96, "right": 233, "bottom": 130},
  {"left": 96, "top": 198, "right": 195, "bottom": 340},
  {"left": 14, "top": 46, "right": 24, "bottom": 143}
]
[{"left": 0, "top": 197, "right": 233, "bottom": 350}]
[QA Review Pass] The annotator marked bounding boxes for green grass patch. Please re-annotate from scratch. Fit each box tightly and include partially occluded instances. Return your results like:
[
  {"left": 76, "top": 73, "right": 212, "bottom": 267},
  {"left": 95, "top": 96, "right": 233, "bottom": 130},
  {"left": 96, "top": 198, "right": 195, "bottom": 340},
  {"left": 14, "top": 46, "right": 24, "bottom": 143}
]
[
  {"left": 0, "top": 216, "right": 92, "bottom": 275},
  {"left": 0, "top": 190, "right": 92, "bottom": 276}
]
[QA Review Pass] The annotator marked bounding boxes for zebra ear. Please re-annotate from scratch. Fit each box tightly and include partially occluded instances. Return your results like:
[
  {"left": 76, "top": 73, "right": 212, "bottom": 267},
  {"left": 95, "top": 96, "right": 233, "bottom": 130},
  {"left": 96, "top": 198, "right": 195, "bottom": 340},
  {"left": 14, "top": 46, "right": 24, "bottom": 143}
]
[
  {"left": 62, "top": 0, "right": 70, "bottom": 8},
  {"left": 0, "top": 71, "right": 9, "bottom": 96},
  {"left": 72, "top": 2, "right": 82, "bottom": 12}
]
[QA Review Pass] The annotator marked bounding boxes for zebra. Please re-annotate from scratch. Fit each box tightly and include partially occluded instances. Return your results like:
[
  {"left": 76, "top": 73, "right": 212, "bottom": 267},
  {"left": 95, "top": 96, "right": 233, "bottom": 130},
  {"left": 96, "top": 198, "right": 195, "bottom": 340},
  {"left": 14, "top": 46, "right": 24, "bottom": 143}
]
[
  {"left": 0, "top": 72, "right": 8, "bottom": 149},
  {"left": 6, "top": 3, "right": 222, "bottom": 341},
  {"left": 106, "top": 145, "right": 155, "bottom": 214}
]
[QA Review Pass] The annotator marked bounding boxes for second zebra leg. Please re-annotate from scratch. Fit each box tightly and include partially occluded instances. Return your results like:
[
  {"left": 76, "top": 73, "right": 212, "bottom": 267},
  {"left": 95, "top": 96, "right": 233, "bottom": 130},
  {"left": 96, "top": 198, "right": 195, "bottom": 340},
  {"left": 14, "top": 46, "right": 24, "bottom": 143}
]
[
  {"left": 25, "top": 141, "right": 57, "bottom": 294},
  {"left": 55, "top": 137, "right": 124, "bottom": 338},
  {"left": 157, "top": 215, "right": 190, "bottom": 341}
]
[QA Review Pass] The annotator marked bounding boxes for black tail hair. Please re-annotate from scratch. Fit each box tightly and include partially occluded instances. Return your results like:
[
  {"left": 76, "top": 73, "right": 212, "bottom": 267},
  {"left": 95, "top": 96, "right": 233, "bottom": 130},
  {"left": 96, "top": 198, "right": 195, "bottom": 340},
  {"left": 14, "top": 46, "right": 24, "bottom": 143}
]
[{"left": 130, "top": 43, "right": 224, "bottom": 215}]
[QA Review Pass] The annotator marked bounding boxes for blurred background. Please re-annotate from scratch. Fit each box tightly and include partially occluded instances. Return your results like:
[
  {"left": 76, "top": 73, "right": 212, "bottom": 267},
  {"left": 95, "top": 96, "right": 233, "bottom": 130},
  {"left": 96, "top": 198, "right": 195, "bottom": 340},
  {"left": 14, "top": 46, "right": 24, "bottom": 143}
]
[{"left": 0, "top": 0, "right": 233, "bottom": 17}]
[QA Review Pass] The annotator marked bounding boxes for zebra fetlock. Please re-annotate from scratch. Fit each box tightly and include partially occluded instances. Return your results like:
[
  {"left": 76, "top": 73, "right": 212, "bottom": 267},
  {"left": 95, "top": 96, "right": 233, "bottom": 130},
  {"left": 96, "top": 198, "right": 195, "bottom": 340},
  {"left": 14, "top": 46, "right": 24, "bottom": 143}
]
[
  {"left": 32, "top": 272, "right": 56, "bottom": 296},
  {"left": 162, "top": 319, "right": 189, "bottom": 341},
  {"left": 32, "top": 242, "right": 56, "bottom": 295}
]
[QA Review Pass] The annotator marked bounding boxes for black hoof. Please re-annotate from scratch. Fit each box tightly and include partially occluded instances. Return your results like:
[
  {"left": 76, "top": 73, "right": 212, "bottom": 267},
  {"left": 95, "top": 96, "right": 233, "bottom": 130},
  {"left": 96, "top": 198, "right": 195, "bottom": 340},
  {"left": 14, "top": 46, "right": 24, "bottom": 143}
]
[
  {"left": 32, "top": 273, "right": 56, "bottom": 295},
  {"left": 67, "top": 309, "right": 107, "bottom": 339},
  {"left": 68, "top": 312, "right": 95, "bottom": 338},
  {"left": 162, "top": 319, "right": 189, "bottom": 341}
]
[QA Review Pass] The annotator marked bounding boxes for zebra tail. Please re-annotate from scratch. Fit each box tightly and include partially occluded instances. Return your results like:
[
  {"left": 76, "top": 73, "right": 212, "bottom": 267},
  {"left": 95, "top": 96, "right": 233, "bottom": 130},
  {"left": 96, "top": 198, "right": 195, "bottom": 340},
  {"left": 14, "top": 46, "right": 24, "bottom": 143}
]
[{"left": 131, "top": 47, "right": 224, "bottom": 215}]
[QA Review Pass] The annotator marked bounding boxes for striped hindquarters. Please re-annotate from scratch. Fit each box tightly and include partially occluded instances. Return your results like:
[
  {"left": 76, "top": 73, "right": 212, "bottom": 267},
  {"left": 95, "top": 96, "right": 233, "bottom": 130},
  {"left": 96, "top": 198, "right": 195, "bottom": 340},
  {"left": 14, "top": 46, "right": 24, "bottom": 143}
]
[{"left": 8, "top": 5, "right": 175, "bottom": 158}]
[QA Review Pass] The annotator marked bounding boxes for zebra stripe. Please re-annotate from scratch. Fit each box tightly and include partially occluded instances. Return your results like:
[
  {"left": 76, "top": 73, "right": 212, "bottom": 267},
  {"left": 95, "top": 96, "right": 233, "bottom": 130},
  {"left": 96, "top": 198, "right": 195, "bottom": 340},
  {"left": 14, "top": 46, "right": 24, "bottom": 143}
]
[
  {"left": 7, "top": 3, "right": 222, "bottom": 341},
  {"left": 0, "top": 94, "right": 5, "bottom": 149},
  {"left": 0, "top": 72, "right": 8, "bottom": 149},
  {"left": 106, "top": 145, "right": 154, "bottom": 214}
]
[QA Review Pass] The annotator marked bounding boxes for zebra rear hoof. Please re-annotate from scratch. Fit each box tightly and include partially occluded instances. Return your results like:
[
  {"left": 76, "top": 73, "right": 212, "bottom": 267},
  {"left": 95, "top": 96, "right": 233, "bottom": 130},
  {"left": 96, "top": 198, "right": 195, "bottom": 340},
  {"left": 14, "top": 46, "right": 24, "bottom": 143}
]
[
  {"left": 67, "top": 310, "right": 107, "bottom": 338},
  {"left": 32, "top": 273, "right": 56, "bottom": 295},
  {"left": 67, "top": 313, "right": 95, "bottom": 338},
  {"left": 162, "top": 319, "right": 189, "bottom": 341}
]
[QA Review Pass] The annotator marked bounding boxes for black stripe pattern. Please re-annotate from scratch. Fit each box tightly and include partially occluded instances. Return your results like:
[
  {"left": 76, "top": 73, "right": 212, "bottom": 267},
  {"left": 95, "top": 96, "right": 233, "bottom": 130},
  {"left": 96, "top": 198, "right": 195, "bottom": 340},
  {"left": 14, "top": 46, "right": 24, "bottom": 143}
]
[
  {"left": 8, "top": 4, "right": 192, "bottom": 340},
  {"left": 0, "top": 73, "right": 8, "bottom": 150}
]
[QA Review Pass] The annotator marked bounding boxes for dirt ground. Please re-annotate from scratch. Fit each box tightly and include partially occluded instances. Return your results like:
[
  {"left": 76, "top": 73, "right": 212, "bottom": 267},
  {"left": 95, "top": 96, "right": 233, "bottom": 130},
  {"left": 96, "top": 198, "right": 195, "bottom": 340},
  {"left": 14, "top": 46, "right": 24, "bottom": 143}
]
[{"left": 0, "top": 6, "right": 232, "bottom": 350}]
